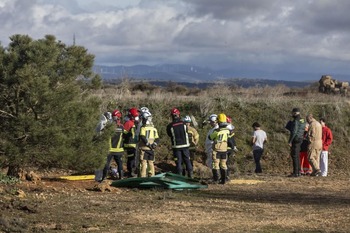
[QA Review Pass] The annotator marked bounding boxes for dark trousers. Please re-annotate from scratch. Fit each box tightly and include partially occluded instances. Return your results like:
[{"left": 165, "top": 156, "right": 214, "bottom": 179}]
[
  {"left": 173, "top": 148, "right": 192, "bottom": 176},
  {"left": 126, "top": 148, "right": 136, "bottom": 176},
  {"left": 291, "top": 139, "right": 302, "bottom": 175},
  {"left": 102, "top": 152, "right": 123, "bottom": 180},
  {"left": 253, "top": 148, "right": 264, "bottom": 173}
]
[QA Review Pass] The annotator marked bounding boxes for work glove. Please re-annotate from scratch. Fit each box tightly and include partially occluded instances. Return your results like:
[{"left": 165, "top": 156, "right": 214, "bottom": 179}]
[{"left": 233, "top": 146, "right": 239, "bottom": 152}]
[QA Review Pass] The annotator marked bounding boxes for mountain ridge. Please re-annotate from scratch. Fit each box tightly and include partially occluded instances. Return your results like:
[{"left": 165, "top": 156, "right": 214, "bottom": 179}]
[{"left": 93, "top": 64, "right": 346, "bottom": 88}]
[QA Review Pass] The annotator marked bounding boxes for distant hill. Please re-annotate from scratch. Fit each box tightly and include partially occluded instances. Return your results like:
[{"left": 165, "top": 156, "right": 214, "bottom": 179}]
[{"left": 93, "top": 64, "right": 317, "bottom": 88}]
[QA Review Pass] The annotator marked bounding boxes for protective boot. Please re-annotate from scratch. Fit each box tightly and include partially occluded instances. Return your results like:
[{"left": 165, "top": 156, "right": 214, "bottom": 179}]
[
  {"left": 212, "top": 169, "right": 219, "bottom": 183},
  {"left": 188, "top": 171, "right": 193, "bottom": 179},
  {"left": 219, "top": 169, "right": 227, "bottom": 184}
]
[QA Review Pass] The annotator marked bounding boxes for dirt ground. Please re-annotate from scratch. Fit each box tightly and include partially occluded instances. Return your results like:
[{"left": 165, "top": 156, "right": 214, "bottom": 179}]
[{"left": 1, "top": 170, "right": 350, "bottom": 233}]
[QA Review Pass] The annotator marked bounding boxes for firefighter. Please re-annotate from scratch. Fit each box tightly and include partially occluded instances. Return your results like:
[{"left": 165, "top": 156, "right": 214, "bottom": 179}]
[
  {"left": 100, "top": 109, "right": 124, "bottom": 182},
  {"left": 182, "top": 115, "right": 199, "bottom": 175},
  {"left": 138, "top": 111, "right": 159, "bottom": 177},
  {"left": 166, "top": 108, "right": 193, "bottom": 178},
  {"left": 123, "top": 107, "right": 140, "bottom": 177},
  {"left": 208, "top": 113, "right": 230, "bottom": 184}
]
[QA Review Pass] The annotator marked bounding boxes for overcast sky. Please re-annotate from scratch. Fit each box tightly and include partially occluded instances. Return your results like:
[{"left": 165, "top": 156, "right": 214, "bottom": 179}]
[{"left": 1, "top": 0, "right": 350, "bottom": 80}]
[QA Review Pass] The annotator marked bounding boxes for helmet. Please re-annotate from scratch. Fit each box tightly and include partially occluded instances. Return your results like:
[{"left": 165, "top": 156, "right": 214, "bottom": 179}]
[
  {"left": 183, "top": 115, "right": 192, "bottom": 123},
  {"left": 208, "top": 114, "right": 217, "bottom": 122},
  {"left": 141, "top": 111, "right": 152, "bottom": 120},
  {"left": 128, "top": 107, "right": 139, "bottom": 118},
  {"left": 103, "top": 112, "right": 112, "bottom": 121},
  {"left": 226, "top": 116, "right": 232, "bottom": 123},
  {"left": 112, "top": 110, "right": 122, "bottom": 121},
  {"left": 142, "top": 111, "right": 152, "bottom": 124},
  {"left": 217, "top": 113, "right": 227, "bottom": 123},
  {"left": 140, "top": 107, "right": 150, "bottom": 113},
  {"left": 171, "top": 108, "right": 180, "bottom": 116}
]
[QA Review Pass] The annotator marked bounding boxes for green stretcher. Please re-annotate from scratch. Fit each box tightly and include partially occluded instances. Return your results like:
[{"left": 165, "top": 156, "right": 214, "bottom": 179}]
[{"left": 110, "top": 172, "right": 208, "bottom": 190}]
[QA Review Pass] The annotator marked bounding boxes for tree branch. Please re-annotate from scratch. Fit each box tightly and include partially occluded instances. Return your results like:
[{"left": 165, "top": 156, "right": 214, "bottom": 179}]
[{"left": 0, "top": 110, "right": 16, "bottom": 118}]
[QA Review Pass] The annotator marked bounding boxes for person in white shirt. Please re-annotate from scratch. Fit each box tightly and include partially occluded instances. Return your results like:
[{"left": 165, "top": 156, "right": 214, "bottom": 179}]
[{"left": 251, "top": 122, "right": 267, "bottom": 173}]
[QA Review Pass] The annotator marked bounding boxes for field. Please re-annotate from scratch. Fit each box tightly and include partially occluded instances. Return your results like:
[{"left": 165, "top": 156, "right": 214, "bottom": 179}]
[
  {"left": 2, "top": 83, "right": 350, "bottom": 232},
  {"left": 1, "top": 168, "right": 350, "bottom": 233}
]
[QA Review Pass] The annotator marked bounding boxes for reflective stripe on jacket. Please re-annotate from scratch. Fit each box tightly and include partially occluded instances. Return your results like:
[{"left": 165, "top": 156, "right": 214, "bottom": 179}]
[
  {"left": 209, "top": 127, "right": 230, "bottom": 152},
  {"left": 166, "top": 120, "right": 190, "bottom": 149},
  {"left": 109, "top": 125, "right": 124, "bottom": 153},
  {"left": 139, "top": 124, "right": 160, "bottom": 150}
]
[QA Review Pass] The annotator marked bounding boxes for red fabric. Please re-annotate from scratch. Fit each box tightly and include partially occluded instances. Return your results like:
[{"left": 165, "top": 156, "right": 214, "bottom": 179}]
[
  {"left": 299, "top": 151, "right": 312, "bottom": 174},
  {"left": 321, "top": 126, "right": 333, "bottom": 151},
  {"left": 123, "top": 120, "right": 135, "bottom": 132}
]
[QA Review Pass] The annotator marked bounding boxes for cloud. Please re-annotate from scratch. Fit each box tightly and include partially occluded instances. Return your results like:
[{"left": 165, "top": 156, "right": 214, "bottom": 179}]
[{"left": 1, "top": 0, "right": 350, "bottom": 80}]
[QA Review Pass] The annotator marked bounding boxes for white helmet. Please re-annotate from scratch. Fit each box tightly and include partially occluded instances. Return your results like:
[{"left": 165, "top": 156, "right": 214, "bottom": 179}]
[
  {"left": 103, "top": 112, "right": 112, "bottom": 122},
  {"left": 142, "top": 111, "right": 152, "bottom": 119},
  {"left": 142, "top": 111, "right": 152, "bottom": 124},
  {"left": 183, "top": 115, "right": 192, "bottom": 123},
  {"left": 140, "top": 107, "right": 150, "bottom": 113},
  {"left": 209, "top": 114, "right": 217, "bottom": 122}
]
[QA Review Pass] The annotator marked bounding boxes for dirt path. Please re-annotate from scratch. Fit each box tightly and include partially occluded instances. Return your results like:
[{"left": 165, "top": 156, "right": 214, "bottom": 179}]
[{"left": 1, "top": 174, "right": 350, "bottom": 232}]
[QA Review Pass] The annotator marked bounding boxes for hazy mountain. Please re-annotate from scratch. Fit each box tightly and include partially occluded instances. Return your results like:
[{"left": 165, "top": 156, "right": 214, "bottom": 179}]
[{"left": 92, "top": 64, "right": 344, "bottom": 88}]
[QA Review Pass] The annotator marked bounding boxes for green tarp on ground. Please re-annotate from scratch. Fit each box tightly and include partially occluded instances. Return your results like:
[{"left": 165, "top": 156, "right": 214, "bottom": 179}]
[{"left": 110, "top": 172, "right": 208, "bottom": 190}]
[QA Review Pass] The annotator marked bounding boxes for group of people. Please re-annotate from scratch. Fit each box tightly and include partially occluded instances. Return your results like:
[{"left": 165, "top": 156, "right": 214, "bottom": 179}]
[
  {"left": 96, "top": 106, "right": 333, "bottom": 184},
  {"left": 203, "top": 113, "right": 238, "bottom": 184},
  {"left": 286, "top": 108, "right": 333, "bottom": 177},
  {"left": 96, "top": 106, "right": 240, "bottom": 185},
  {"left": 96, "top": 107, "right": 160, "bottom": 182}
]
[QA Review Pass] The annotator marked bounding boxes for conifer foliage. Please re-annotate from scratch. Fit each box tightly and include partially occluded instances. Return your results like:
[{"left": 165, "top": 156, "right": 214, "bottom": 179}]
[{"left": 0, "top": 34, "right": 106, "bottom": 176}]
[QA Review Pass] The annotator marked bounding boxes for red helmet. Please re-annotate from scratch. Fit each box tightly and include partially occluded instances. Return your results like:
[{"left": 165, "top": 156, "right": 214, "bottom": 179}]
[
  {"left": 226, "top": 116, "right": 232, "bottom": 123},
  {"left": 128, "top": 107, "right": 139, "bottom": 118},
  {"left": 171, "top": 108, "right": 180, "bottom": 116},
  {"left": 112, "top": 109, "right": 122, "bottom": 121}
]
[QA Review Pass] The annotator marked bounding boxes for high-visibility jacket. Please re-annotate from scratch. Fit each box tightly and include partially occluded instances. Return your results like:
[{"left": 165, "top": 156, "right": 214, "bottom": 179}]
[
  {"left": 166, "top": 119, "right": 190, "bottom": 149},
  {"left": 209, "top": 127, "right": 230, "bottom": 152},
  {"left": 187, "top": 125, "right": 199, "bottom": 150},
  {"left": 139, "top": 124, "right": 160, "bottom": 151},
  {"left": 109, "top": 124, "right": 124, "bottom": 153}
]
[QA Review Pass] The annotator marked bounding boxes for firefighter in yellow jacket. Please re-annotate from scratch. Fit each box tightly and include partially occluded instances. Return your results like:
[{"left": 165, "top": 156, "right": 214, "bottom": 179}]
[
  {"left": 138, "top": 111, "right": 160, "bottom": 177},
  {"left": 182, "top": 115, "right": 199, "bottom": 175},
  {"left": 208, "top": 113, "right": 230, "bottom": 184}
]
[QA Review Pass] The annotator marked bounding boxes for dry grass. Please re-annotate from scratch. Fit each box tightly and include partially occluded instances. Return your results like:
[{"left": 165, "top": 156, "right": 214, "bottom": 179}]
[
  {"left": 92, "top": 81, "right": 350, "bottom": 176},
  {"left": 1, "top": 173, "right": 349, "bottom": 232}
]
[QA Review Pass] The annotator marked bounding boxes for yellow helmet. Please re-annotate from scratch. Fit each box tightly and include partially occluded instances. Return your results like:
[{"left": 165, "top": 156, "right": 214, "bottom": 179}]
[{"left": 217, "top": 113, "right": 227, "bottom": 123}]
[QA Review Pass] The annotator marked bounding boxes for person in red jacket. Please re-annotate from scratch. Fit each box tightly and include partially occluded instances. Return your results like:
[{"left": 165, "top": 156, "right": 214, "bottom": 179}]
[
  {"left": 300, "top": 123, "right": 312, "bottom": 175},
  {"left": 320, "top": 118, "right": 333, "bottom": 177},
  {"left": 123, "top": 107, "right": 140, "bottom": 177}
]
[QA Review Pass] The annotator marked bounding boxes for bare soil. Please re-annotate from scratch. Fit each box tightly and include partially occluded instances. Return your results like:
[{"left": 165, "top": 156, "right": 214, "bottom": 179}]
[{"left": 1, "top": 171, "right": 350, "bottom": 233}]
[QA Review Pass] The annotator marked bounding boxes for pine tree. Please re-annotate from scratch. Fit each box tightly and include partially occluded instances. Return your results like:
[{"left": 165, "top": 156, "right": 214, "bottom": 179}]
[{"left": 0, "top": 34, "right": 106, "bottom": 176}]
